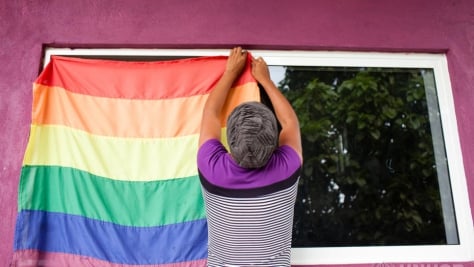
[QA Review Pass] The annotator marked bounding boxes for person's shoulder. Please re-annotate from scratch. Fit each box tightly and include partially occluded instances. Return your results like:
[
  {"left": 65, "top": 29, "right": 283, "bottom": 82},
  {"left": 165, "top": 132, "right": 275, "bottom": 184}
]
[
  {"left": 199, "top": 138, "right": 222, "bottom": 149},
  {"left": 197, "top": 139, "right": 227, "bottom": 163},
  {"left": 276, "top": 145, "right": 302, "bottom": 164},
  {"left": 264, "top": 145, "right": 302, "bottom": 176}
]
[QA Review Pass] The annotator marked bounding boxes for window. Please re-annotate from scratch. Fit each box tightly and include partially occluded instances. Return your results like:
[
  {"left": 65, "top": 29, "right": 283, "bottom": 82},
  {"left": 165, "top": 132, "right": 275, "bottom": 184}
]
[
  {"left": 43, "top": 48, "right": 473, "bottom": 264},
  {"left": 279, "top": 66, "right": 456, "bottom": 247}
]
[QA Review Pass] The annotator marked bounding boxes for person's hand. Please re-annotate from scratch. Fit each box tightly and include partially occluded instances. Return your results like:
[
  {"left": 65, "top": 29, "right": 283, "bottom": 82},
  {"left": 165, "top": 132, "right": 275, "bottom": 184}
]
[
  {"left": 251, "top": 56, "right": 271, "bottom": 84},
  {"left": 224, "top": 47, "right": 247, "bottom": 78}
]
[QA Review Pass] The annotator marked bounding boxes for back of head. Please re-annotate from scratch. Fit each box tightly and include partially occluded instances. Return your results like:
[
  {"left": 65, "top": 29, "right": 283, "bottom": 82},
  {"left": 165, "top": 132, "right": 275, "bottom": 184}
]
[{"left": 226, "top": 101, "right": 278, "bottom": 169}]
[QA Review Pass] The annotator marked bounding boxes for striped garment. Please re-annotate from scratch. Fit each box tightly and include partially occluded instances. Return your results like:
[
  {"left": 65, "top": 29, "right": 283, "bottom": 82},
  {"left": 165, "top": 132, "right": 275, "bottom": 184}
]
[{"left": 198, "top": 139, "right": 301, "bottom": 267}]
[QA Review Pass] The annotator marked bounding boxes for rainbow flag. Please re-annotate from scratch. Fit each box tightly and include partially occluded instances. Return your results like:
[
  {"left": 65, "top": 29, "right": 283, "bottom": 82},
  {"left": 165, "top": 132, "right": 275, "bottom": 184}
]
[{"left": 13, "top": 55, "right": 260, "bottom": 266}]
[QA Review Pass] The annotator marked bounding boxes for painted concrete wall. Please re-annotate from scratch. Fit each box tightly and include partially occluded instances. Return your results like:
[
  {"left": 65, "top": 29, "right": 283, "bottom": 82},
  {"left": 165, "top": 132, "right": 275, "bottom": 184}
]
[{"left": 1, "top": 0, "right": 473, "bottom": 266}]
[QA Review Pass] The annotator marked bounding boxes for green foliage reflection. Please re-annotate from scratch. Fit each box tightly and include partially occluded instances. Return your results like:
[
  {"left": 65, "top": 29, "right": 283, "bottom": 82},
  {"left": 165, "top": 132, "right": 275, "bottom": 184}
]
[{"left": 279, "top": 67, "right": 447, "bottom": 246}]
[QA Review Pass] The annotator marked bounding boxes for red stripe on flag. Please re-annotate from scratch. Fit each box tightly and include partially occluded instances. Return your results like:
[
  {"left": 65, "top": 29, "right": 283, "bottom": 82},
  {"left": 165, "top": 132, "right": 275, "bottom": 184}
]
[{"left": 38, "top": 55, "right": 255, "bottom": 99}]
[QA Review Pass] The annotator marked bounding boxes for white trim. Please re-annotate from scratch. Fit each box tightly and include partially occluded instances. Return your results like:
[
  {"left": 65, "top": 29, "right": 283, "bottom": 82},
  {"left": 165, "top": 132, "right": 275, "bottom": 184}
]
[
  {"left": 44, "top": 48, "right": 447, "bottom": 69},
  {"left": 43, "top": 48, "right": 474, "bottom": 264}
]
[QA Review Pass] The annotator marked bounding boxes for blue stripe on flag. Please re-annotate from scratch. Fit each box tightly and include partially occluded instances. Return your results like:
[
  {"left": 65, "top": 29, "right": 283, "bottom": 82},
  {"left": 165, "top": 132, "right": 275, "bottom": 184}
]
[{"left": 14, "top": 210, "right": 208, "bottom": 265}]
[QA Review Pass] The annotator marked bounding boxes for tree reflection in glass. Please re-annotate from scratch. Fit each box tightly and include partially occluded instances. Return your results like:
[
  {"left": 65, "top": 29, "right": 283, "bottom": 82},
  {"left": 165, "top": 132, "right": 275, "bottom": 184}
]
[{"left": 268, "top": 66, "right": 454, "bottom": 246}]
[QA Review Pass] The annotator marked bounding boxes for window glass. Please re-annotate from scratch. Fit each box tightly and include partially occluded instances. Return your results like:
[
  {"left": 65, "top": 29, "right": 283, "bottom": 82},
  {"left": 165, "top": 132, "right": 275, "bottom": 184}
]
[{"left": 267, "top": 66, "right": 458, "bottom": 246}]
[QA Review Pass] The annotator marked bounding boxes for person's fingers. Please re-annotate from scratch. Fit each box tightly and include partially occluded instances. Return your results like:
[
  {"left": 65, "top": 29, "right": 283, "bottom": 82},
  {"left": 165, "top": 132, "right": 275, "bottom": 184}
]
[
  {"left": 236, "top": 47, "right": 243, "bottom": 56},
  {"left": 238, "top": 48, "right": 247, "bottom": 59},
  {"left": 230, "top": 47, "right": 247, "bottom": 60},
  {"left": 229, "top": 47, "right": 238, "bottom": 57},
  {"left": 226, "top": 47, "right": 248, "bottom": 76},
  {"left": 252, "top": 57, "right": 264, "bottom": 64}
]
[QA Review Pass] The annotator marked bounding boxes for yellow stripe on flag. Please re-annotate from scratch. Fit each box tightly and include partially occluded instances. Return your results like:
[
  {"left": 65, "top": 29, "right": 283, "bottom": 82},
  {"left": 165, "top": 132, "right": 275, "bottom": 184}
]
[{"left": 23, "top": 125, "right": 206, "bottom": 181}]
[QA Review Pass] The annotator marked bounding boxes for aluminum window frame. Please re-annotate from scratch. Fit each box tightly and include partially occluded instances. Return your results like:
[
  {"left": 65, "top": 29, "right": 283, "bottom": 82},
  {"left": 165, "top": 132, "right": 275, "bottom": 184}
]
[{"left": 43, "top": 47, "right": 474, "bottom": 265}]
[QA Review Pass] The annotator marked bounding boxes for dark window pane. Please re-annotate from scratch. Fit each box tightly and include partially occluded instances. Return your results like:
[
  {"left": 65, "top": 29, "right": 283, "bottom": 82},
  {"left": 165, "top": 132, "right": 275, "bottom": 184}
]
[{"left": 274, "top": 66, "right": 458, "bottom": 247}]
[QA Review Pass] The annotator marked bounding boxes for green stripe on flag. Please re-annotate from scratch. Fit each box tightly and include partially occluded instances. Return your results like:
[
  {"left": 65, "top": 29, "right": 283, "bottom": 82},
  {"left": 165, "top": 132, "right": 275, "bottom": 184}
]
[{"left": 19, "top": 165, "right": 206, "bottom": 227}]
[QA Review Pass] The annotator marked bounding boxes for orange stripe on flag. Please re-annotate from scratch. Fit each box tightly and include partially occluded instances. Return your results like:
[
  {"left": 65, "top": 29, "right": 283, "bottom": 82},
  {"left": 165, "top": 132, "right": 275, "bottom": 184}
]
[{"left": 32, "top": 83, "right": 259, "bottom": 138}]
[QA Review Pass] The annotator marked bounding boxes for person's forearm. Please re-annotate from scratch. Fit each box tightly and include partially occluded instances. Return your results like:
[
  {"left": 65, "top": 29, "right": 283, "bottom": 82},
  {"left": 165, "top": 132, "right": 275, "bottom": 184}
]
[
  {"left": 198, "top": 47, "right": 247, "bottom": 146},
  {"left": 203, "top": 71, "right": 237, "bottom": 117},
  {"left": 203, "top": 48, "right": 247, "bottom": 118}
]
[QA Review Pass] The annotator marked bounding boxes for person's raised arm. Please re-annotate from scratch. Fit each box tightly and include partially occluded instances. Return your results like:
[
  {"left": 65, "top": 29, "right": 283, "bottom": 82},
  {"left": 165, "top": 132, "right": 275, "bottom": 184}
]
[
  {"left": 251, "top": 56, "right": 303, "bottom": 161},
  {"left": 198, "top": 47, "right": 247, "bottom": 147}
]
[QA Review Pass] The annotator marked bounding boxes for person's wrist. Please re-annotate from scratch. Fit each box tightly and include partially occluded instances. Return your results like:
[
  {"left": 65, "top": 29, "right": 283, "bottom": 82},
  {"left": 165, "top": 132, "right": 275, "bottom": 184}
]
[
  {"left": 223, "top": 69, "right": 240, "bottom": 80},
  {"left": 257, "top": 77, "right": 272, "bottom": 87}
]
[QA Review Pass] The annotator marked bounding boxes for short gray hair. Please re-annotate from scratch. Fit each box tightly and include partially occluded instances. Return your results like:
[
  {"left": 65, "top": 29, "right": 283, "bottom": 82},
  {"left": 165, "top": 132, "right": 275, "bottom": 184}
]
[{"left": 226, "top": 101, "right": 278, "bottom": 168}]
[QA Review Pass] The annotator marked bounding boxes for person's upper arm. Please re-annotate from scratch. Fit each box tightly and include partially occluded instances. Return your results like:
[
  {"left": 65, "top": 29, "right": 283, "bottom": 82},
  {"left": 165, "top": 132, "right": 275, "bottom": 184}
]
[
  {"left": 198, "top": 110, "right": 222, "bottom": 147},
  {"left": 279, "top": 120, "right": 303, "bottom": 163}
]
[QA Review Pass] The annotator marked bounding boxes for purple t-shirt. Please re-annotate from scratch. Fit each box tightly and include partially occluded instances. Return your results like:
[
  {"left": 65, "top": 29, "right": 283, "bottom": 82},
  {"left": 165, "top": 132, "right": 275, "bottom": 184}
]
[{"left": 197, "top": 139, "right": 301, "bottom": 196}]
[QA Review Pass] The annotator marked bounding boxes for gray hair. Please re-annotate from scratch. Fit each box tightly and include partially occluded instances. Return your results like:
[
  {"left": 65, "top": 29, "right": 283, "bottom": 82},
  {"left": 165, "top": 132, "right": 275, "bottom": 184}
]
[{"left": 226, "top": 101, "right": 278, "bottom": 168}]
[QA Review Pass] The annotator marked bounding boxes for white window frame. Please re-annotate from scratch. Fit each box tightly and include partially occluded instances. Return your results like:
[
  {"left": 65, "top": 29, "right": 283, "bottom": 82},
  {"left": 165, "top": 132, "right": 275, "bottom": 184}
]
[{"left": 43, "top": 48, "right": 474, "bottom": 265}]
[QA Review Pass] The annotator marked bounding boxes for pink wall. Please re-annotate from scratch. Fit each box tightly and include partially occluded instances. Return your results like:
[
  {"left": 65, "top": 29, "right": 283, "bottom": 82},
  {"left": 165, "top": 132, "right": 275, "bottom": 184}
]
[{"left": 1, "top": 0, "right": 473, "bottom": 266}]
